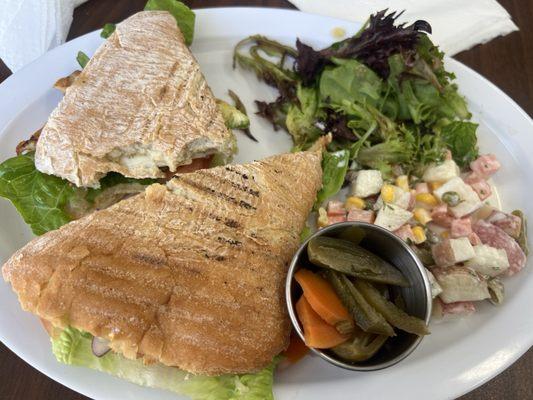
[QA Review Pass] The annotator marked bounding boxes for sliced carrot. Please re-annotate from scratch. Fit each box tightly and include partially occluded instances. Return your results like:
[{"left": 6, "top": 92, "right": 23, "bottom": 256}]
[
  {"left": 295, "top": 268, "right": 353, "bottom": 333},
  {"left": 295, "top": 296, "right": 349, "bottom": 349},
  {"left": 282, "top": 330, "right": 310, "bottom": 364}
]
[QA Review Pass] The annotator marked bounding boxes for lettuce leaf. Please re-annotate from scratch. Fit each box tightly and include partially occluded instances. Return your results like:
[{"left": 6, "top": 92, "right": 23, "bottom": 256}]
[
  {"left": 100, "top": 23, "right": 116, "bottom": 39},
  {"left": 314, "top": 150, "right": 350, "bottom": 209},
  {"left": 0, "top": 154, "right": 155, "bottom": 235},
  {"left": 52, "top": 327, "right": 277, "bottom": 400},
  {"left": 0, "top": 153, "right": 77, "bottom": 235},
  {"left": 144, "top": 0, "right": 195, "bottom": 46},
  {"left": 440, "top": 121, "right": 478, "bottom": 167}
]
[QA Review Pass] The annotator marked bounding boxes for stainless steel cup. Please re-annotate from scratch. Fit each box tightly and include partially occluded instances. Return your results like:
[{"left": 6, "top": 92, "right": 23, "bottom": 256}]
[{"left": 286, "top": 222, "right": 432, "bottom": 371}]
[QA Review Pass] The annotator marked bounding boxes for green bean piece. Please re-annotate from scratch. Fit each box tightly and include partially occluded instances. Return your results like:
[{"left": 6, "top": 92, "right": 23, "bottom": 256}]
[
  {"left": 512, "top": 210, "right": 529, "bottom": 256},
  {"left": 331, "top": 330, "right": 388, "bottom": 362},
  {"left": 335, "top": 320, "right": 355, "bottom": 336},
  {"left": 308, "top": 236, "right": 409, "bottom": 287},
  {"left": 324, "top": 270, "right": 395, "bottom": 337},
  {"left": 442, "top": 191, "right": 460, "bottom": 207},
  {"left": 354, "top": 280, "right": 430, "bottom": 336}
]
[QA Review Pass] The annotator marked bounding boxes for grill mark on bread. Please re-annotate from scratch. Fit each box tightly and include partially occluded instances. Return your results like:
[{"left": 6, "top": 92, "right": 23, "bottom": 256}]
[
  {"left": 202, "top": 170, "right": 260, "bottom": 197},
  {"left": 175, "top": 175, "right": 257, "bottom": 210}
]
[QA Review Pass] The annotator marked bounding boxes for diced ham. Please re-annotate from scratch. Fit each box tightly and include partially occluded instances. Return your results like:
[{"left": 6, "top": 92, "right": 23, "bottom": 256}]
[
  {"left": 451, "top": 218, "right": 472, "bottom": 238},
  {"left": 465, "top": 173, "right": 492, "bottom": 200},
  {"left": 394, "top": 224, "right": 415, "bottom": 242},
  {"left": 415, "top": 182, "right": 430, "bottom": 194},
  {"left": 473, "top": 220, "right": 526, "bottom": 275},
  {"left": 470, "top": 154, "right": 501, "bottom": 179},
  {"left": 327, "top": 215, "right": 347, "bottom": 226},
  {"left": 346, "top": 209, "right": 375, "bottom": 223},
  {"left": 468, "top": 232, "right": 482, "bottom": 246},
  {"left": 487, "top": 210, "right": 522, "bottom": 239},
  {"left": 441, "top": 300, "right": 476, "bottom": 316},
  {"left": 431, "top": 204, "right": 453, "bottom": 228},
  {"left": 327, "top": 200, "right": 346, "bottom": 216}
]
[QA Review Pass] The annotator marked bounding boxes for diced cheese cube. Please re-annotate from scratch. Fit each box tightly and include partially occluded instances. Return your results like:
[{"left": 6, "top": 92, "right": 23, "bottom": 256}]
[
  {"left": 432, "top": 237, "right": 476, "bottom": 266},
  {"left": 422, "top": 160, "right": 460, "bottom": 183},
  {"left": 432, "top": 266, "right": 490, "bottom": 303},
  {"left": 374, "top": 204, "right": 413, "bottom": 231},
  {"left": 465, "top": 244, "right": 510, "bottom": 277},
  {"left": 433, "top": 177, "right": 483, "bottom": 218},
  {"left": 377, "top": 185, "right": 412, "bottom": 209},
  {"left": 351, "top": 170, "right": 383, "bottom": 198}
]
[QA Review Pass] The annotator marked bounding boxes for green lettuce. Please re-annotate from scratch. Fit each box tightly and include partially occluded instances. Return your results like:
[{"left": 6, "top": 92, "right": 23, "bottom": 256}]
[
  {"left": 440, "top": 121, "right": 478, "bottom": 167},
  {"left": 286, "top": 85, "right": 322, "bottom": 147},
  {"left": 314, "top": 150, "right": 349, "bottom": 209},
  {"left": 0, "top": 153, "right": 77, "bottom": 235},
  {"left": 319, "top": 59, "right": 382, "bottom": 108},
  {"left": 76, "top": 51, "right": 89, "bottom": 68},
  {"left": 52, "top": 327, "right": 277, "bottom": 400},
  {"left": 0, "top": 154, "right": 155, "bottom": 235},
  {"left": 144, "top": 0, "right": 196, "bottom": 46},
  {"left": 100, "top": 23, "right": 116, "bottom": 39},
  {"left": 216, "top": 100, "right": 250, "bottom": 130}
]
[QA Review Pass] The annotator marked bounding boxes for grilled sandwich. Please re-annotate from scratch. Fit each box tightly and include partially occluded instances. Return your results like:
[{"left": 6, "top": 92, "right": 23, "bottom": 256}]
[
  {"left": 3, "top": 148, "right": 323, "bottom": 375},
  {"left": 35, "top": 11, "right": 235, "bottom": 188}
]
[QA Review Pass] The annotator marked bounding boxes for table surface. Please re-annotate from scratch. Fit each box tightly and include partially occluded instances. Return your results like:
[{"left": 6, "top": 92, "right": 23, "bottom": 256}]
[{"left": 0, "top": 0, "right": 532, "bottom": 399}]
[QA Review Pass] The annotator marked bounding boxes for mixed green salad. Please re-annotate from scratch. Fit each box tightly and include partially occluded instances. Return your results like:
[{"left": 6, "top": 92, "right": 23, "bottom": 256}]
[{"left": 234, "top": 10, "right": 477, "bottom": 201}]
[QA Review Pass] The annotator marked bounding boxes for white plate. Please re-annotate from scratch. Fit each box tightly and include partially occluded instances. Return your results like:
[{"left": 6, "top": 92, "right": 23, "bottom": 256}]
[{"left": 1, "top": 7, "right": 532, "bottom": 400}]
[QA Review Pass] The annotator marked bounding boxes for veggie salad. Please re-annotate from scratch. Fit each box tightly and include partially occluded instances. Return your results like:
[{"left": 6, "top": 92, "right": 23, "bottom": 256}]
[{"left": 234, "top": 11, "right": 528, "bottom": 320}]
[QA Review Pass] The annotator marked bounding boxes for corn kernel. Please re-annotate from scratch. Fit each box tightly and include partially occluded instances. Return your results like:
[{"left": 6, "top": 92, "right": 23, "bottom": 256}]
[
  {"left": 441, "top": 231, "right": 450, "bottom": 239},
  {"left": 395, "top": 175, "right": 409, "bottom": 192},
  {"left": 414, "top": 208, "right": 433, "bottom": 225},
  {"left": 415, "top": 193, "right": 439, "bottom": 207},
  {"left": 412, "top": 226, "right": 427, "bottom": 244},
  {"left": 429, "top": 181, "right": 445, "bottom": 191},
  {"left": 345, "top": 196, "right": 366, "bottom": 210},
  {"left": 381, "top": 184, "right": 396, "bottom": 203},
  {"left": 317, "top": 207, "right": 328, "bottom": 228}
]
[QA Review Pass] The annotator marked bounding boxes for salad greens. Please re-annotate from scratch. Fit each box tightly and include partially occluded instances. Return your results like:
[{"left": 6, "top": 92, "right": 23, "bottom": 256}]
[
  {"left": 144, "top": 0, "right": 196, "bottom": 45},
  {"left": 76, "top": 51, "right": 89, "bottom": 68},
  {"left": 314, "top": 150, "right": 350, "bottom": 209},
  {"left": 53, "top": 327, "right": 278, "bottom": 400},
  {"left": 100, "top": 23, "right": 116, "bottom": 39},
  {"left": 234, "top": 10, "right": 478, "bottom": 187},
  {"left": 0, "top": 153, "right": 155, "bottom": 235},
  {"left": 0, "top": 153, "right": 76, "bottom": 235}
]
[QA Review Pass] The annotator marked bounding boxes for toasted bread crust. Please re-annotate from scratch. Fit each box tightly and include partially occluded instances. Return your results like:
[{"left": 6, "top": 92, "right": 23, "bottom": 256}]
[
  {"left": 35, "top": 11, "right": 234, "bottom": 188},
  {"left": 3, "top": 150, "right": 323, "bottom": 375}
]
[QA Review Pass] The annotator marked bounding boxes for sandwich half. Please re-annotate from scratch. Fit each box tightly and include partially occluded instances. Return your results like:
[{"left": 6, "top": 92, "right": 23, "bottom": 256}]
[
  {"left": 35, "top": 11, "right": 235, "bottom": 188},
  {"left": 3, "top": 148, "right": 323, "bottom": 376}
]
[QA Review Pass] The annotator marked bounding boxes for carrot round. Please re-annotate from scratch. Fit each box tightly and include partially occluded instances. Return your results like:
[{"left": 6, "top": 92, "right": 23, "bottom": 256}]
[
  {"left": 295, "top": 296, "right": 349, "bottom": 349},
  {"left": 282, "top": 330, "right": 310, "bottom": 364},
  {"left": 295, "top": 268, "right": 353, "bottom": 333}
]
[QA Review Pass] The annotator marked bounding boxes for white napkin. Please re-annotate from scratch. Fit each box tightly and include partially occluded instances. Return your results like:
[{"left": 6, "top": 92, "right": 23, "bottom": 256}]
[
  {"left": 288, "top": 0, "right": 518, "bottom": 55},
  {"left": 0, "top": 0, "right": 88, "bottom": 72}
]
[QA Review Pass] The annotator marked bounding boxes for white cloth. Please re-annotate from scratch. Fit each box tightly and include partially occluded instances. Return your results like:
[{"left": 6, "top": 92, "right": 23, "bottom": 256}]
[
  {"left": 288, "top": 0, "right": 518, "bottom": 55},
  {"left": 0, "top": 0, "right": 88, "bottom": 72}
]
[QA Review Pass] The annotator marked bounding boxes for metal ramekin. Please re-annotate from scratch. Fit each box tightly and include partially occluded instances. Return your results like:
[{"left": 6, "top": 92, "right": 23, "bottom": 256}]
[{"left": 286, "top": 222, "right": 432, "bottom": 371}]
